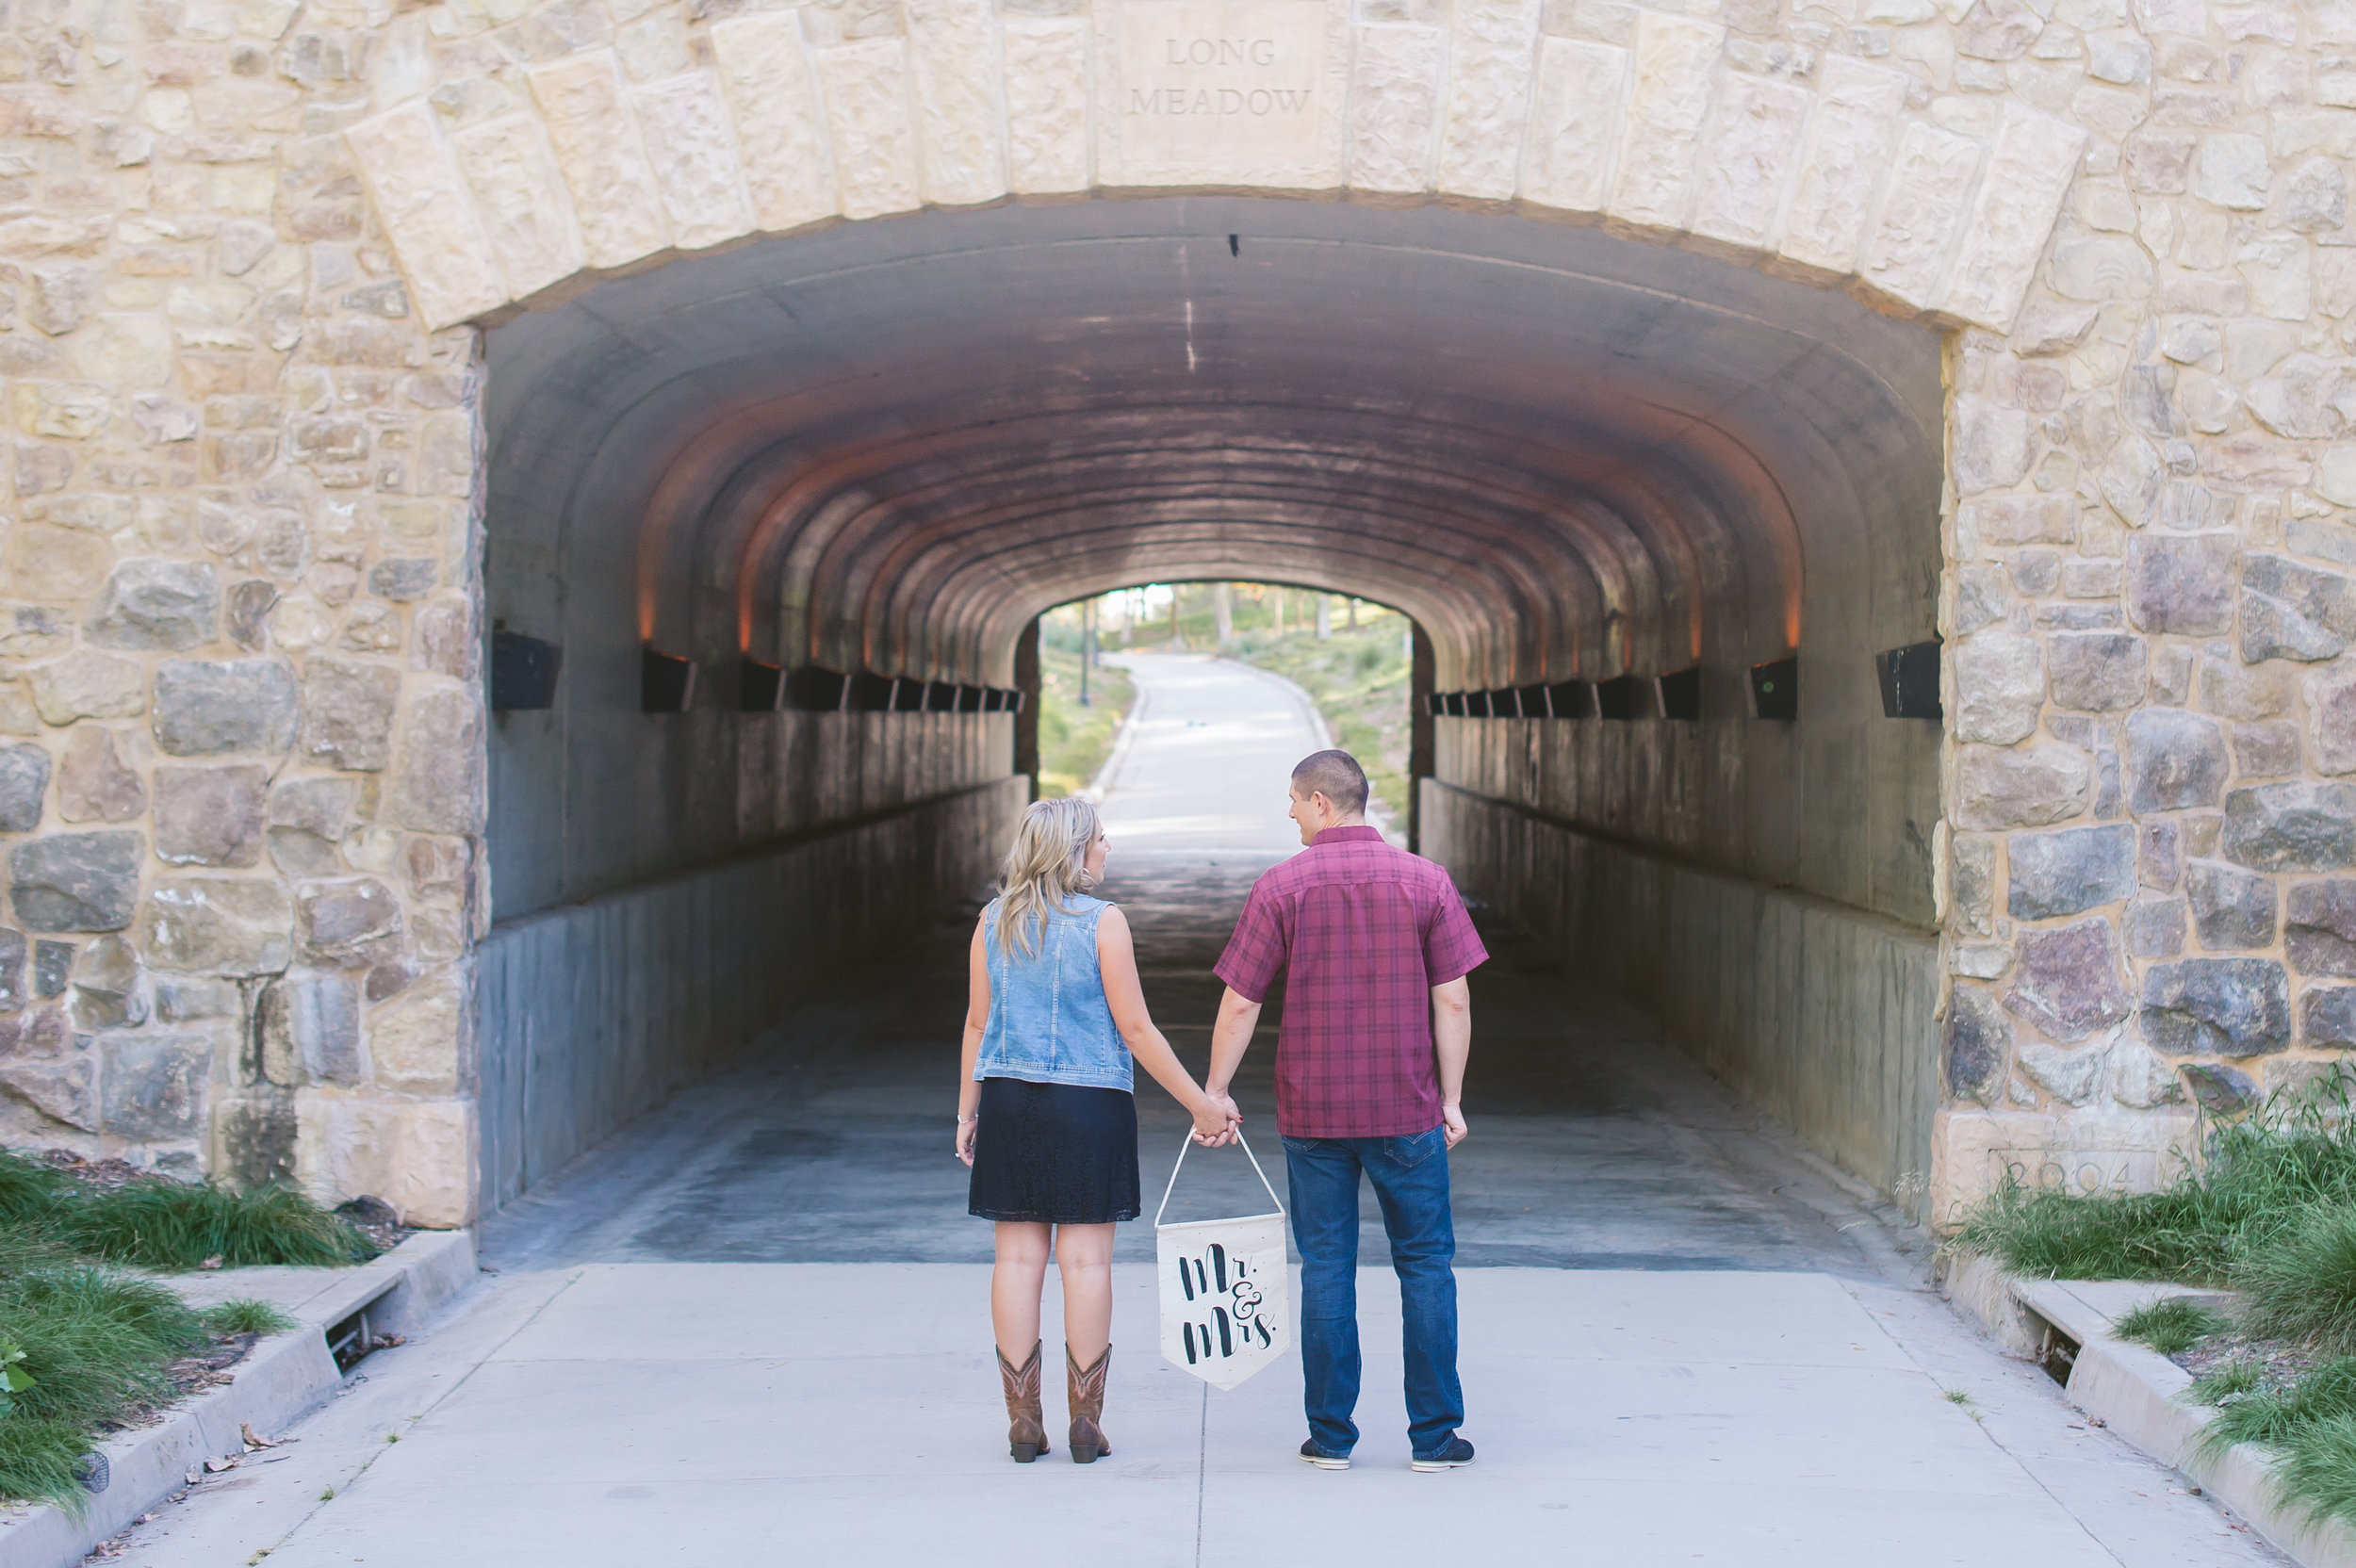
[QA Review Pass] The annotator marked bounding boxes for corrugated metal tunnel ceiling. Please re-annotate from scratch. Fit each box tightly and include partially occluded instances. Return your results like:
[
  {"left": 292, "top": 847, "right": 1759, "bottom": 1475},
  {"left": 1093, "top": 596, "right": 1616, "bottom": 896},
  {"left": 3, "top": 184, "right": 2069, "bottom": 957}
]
[{"left": 485, "top": 198, "right": 1945, "bottom": 691}]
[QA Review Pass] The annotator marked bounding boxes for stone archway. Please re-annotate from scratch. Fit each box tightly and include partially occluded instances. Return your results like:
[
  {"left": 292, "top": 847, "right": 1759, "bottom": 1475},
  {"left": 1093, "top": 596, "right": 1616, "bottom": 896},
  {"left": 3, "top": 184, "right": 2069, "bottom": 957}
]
[{"left": 0, "top": 0, "right": 2341, "bottom": 1230}]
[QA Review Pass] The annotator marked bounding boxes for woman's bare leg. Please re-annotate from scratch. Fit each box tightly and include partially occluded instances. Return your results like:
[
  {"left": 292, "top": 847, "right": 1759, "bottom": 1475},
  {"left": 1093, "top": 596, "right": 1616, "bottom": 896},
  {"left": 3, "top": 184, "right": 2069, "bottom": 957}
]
[
  {"left": 992, "top": 1221, "right": 1052, "bottom": 1362},
  {"left": 1055, "top": 1222, "right": 1118, "bottom": 1365}
]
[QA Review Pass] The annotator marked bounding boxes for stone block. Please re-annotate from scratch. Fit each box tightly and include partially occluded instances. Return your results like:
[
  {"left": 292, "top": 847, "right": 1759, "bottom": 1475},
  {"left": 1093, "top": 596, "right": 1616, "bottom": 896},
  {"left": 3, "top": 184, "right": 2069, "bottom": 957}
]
[
  {"left": 2141, "top": 957, "right": 2292, "bottom": 1056},
  {"left": 1953, "top": 632, "right": 2044, "bottom": 743},
  {"left": 630, "top": 70, "right": 760, "bottom": 249},
  {"left": 1692, "top": 71, "right": 1809, "bottom": 251},
  {"left": 302, "top": 657, "right": 400, "bottom": 772},
  {"left": 29, "top": 651, "right": 145, "bottom": 725},
  {"left": 2046, "top": 632, "right": 2144, "bottom": 711},
  {"left": 56, "top": 727, "right": 143, "bottom": 825},
  {"left": 101, "top": 1035, "right": 210, "bottom": 1138},
  {"left": 810, "top": 40, "right": 923, "bottom": 221},
  {"left": 2241, "top": 553, "right": 2356, "bottom": 662},
  {"left": 1778, "top": 54, "right": 1908, "bottom": 272},
  {"left": 389, "top": 684, "right": 483, "bottom": 834},
  {"left": 341, "top": 100, "right": 507, "bottom": 329},
  {"left": 140, "top": 875, "right": 293, "bottom": 975},
  {"left": 2203, "top": 649, "right": 2295, "bottom": 720},
  {"left": 2007, "top": 824, "right": 2135, "bottom": 920},
  {"left": 153, "top": 659, "right": 299, "bottom": 755},
  {"left": 2124, "top": 709, "right": 2228, "bottom": 812},
  {"left": 2124, "top": 532, "right": 2237, "bottom": 634},
  {"left": 526, "top": 54, "right": 672, "bottom": 267},
  {"left": 1350, "top": 22, "right": 1444, "bottom": 194},
  {"left": 1953, "top": 834, "right": 1996, "bottom": 935},
  {"left": 366, "top": 557, "right": 435, "bottom": 601},
  {"left": 2111, "top": 1043, "right": 2185, "bottom": 1108},
  {"left": 2313, "top": 667, "right": 2356, "bottom": 776},
  {"left": 710, "top": 13, "right": 842, "bottom": 224},
  {"left": 449, "top": 112, "right": 586, "bottom": 303},
  {"left": 297, "top": 876, "right": 403, "bottom": 968},
  {"left": 1956, "top": 742, "right": 2092, "bottom": 830},
  {"left": 1860, "top": 120, "right": 1981, "bottom": 309},
  {"left": 2184, "top": 858, "right": 2278, "bottom": 950},
  {"left": 903, "top": 0, "right": 1006, "bottom": 209},
  {"left": 266, "top": 776, "right": 357, "bottom": 876},
  {"left": 2180, "top": 1060, "right": 2260, "bottom": 1114},
  {"left": 1602, "top": 12, "right": 1719, "bottom": 228},
  {"left": 32, "top": 941, "right": 71, "bottom": 999},
  {"left": 2018, "top": 1038, "right": 2104, "bottom": 1106},
  {"left": 2302, "top": 985, "right": 2356, "bottom": 1048},
  {"left": 86, "top": 558, "right": 220, "bottom": 651},
  {"left": 2287, "top": 879, "right": 2356, "bottom": 975},
  {"left": 10, "top": 830, "right": 142, "bottom": 931},
  {"left": 368, "top": 972, "right": 464, "bottom": 1094},
  {"left": 0, "top": 1054, "right": 94, "bottom": 1130},
  {"left": 1940, "top": 105, "right": 2089, "bottom": 331},
  {"left": 2005, "top": 917, "right": 2132, "bottom": 1043},
  {"left": 153, "top": 763, "right": 267, "bottom": 867},
  {"left": 153, "top": 975, "right": 237, "bottom": 1021},
  {"left": 0, "top": 742, "right": 52, "bottom": 832},
  {"left": 71, "top": 933, "right": 145, "bottom": 1031},
  {"left": 0, "top": 927, "right": 26, "bottom": 1011},
  {"left": 258, "top": 968, "right": 362, "bottom": 1086},
  {"left": 1946, "top": 984, "right": 2009, "bottom": 1103},
  {"left": 2140, "top": 821, "right": 2182, "bottom": 890},
  {"left": 2126, "top": 896, "right": 2186, "bottom": 957},
  {"left": 2222, "top": 782, "right": 2356, "bottom": 873},
  {"left": 2233, "top": 720, "right": 2302, "bottom": 779},
  {"left": 0, "top": 606, "right": 73, "bottom": 662}
]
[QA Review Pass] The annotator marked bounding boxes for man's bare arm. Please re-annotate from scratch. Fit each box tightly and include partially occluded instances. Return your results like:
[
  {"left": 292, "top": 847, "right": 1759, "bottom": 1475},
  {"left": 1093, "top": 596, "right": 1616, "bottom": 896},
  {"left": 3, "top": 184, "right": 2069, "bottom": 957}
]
[
  {"left": 1432, "top": 976, "right": 1472, "bottom": 1149},
  {"left": 1206, "top": 985, "right": 1264, "bottom": 1120}
]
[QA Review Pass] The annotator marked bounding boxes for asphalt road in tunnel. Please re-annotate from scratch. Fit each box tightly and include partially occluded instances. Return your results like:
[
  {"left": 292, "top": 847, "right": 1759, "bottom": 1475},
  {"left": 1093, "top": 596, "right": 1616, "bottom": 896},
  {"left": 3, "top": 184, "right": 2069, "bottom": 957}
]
[{"left": 106, "top": 653, "right": 2285, "bottom": 1568}]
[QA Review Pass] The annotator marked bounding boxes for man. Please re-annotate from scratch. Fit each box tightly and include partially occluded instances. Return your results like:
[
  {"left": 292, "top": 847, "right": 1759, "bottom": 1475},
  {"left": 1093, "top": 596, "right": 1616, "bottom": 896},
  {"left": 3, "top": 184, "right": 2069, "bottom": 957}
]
[{"left": 1205, "top": 748, "right": 1486, "bottom": 1472}]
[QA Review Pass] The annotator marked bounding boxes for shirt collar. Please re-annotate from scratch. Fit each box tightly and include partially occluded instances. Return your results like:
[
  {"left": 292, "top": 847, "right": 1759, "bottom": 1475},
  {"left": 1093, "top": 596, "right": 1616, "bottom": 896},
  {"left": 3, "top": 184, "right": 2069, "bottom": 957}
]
[{"left": 1312, "top": 825, "right": 1383, "bottom": 845}]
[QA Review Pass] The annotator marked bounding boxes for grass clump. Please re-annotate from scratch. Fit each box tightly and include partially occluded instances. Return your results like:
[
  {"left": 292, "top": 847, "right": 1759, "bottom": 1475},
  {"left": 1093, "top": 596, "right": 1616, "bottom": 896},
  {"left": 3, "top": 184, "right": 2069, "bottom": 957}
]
[
  {"left": 0, "top": 1150, "right": 374, "bottom": 1271},
  {"left": 1954, "top": 1062, "right": 2356, "bottom": 1286},
  {"left": 0, "top": 1259, "right": 205, "bottom": 1512},
  {"left": 0, "top": 1148, "right": 376, "bottom": 1511},
  {"left": 2114, "top": 1296, "right": 2229, "bottom": 1357},
  {"left": 2187, "top": 1359, "right": 2356, "bottom": 1527},
  {"left": 2240, "top": 1203, "right": 2356, "bottom": 1355},
  {"left": 201, "top": 1298, "right": 296, "bottom": 1336}
]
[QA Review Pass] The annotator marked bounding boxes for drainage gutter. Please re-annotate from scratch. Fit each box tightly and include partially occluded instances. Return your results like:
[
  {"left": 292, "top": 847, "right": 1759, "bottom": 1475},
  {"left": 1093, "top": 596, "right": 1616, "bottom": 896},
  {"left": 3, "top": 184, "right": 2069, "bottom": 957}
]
[
  {"left": 0, "top": 1230, "right": 476, "bottom": 1568},
  {"left": 1944, "top": 1252, "right": 2356, "bottom": 1568}
]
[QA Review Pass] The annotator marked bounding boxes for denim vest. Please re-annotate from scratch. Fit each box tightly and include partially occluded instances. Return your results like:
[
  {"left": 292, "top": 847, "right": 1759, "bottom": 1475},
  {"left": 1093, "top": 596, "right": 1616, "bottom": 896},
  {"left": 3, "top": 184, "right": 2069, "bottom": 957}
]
[{"left": 974, "top": 894, "right": 1133, "bottom": 1092}]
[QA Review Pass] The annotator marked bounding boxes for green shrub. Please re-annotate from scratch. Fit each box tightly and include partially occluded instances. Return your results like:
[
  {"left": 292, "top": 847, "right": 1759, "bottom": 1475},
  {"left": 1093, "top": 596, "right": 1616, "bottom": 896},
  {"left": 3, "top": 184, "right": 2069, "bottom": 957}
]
[
  {"left": 57, "top": 1179, "right": 373, "bottom": 1272},
  {"left": 2199, "top": 1359, "right": 2356, "bottom": 1456},
  {"left": 2275, "top": 1414, "right": 2356, "bottom": 1528},
  {"left": 201, "top": 1298, "right": 296, "bottom": 1336},
  {"left": 2240, "top": 1203, "right": 2356, "bottom": 1355},
  {"left": 2113, "top": 1296, "right": 2228, "bottom": 1357}
]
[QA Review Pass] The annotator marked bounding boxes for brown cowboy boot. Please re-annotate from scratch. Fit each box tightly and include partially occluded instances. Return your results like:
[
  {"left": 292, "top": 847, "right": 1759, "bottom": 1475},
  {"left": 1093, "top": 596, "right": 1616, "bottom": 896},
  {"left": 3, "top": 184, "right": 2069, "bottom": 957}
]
[
  {"left": 996, "top": 1342, "right": 1050, "bottom": 1462},
  {"left": 1067, "top": 1344, "right": 1112, "bottom": 1463}
]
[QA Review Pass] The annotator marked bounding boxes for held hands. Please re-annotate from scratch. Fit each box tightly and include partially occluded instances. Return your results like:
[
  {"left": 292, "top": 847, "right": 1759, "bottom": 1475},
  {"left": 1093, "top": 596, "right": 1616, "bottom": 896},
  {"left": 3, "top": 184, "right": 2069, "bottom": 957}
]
[
  {"left": 1441, "top": 1102, "right": 1468, "bottom": 1150},
  {"left": 1191, "top": 1091, "right": 1243, "bottom": 1147}
]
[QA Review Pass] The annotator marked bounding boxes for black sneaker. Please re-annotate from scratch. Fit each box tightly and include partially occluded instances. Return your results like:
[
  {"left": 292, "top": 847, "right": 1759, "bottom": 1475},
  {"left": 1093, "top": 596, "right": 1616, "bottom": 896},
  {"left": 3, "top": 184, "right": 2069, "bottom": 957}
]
[
  {"left": 1299, "top": 1439, "right": 1350, "bottom": 1470},
  {"left": 1411, "top": 1436, "right": 1475, "bottom": 1472}
]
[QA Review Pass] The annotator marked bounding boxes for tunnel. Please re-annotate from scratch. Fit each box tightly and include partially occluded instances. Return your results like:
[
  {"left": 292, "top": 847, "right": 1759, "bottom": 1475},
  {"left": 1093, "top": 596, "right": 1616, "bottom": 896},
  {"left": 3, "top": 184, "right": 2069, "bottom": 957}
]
[{"left": 473, "top": 196, "right": 1947, "bottom": 1221}]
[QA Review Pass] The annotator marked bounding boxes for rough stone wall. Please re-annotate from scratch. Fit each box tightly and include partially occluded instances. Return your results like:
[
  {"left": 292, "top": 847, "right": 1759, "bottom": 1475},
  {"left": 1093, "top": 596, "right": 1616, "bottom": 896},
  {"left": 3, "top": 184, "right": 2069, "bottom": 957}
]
[
  {"left": 5, "top": 0, "right": 2354, "bottom": 1225},
  {"left": 0, "top": 0, "right": 486, "bottom": 1223},
  {"left": 1933, "top": 2, "right": 2356, "bottom": 1221}
]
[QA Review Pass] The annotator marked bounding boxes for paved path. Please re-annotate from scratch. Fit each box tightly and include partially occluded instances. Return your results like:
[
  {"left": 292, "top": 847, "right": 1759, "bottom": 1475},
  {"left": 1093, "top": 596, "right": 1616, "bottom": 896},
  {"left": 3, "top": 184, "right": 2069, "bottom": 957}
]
[{"left": 103, "top": 654, "right": 2285, "bottom": 1567}]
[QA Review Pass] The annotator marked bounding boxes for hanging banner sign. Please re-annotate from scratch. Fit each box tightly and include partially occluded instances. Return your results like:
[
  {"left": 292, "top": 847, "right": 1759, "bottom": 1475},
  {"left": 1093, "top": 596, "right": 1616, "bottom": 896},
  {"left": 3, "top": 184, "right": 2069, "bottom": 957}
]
[{"left": 1153, "top": 1131, "right": 1291, "bottom": 1391}]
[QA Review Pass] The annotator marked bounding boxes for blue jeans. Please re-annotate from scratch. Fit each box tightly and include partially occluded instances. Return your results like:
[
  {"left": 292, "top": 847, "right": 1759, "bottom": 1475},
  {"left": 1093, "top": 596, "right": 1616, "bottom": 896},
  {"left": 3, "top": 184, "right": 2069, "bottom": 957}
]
[{"left": 1283, "top": 1128, "right": 1464, "bottom": 1458}]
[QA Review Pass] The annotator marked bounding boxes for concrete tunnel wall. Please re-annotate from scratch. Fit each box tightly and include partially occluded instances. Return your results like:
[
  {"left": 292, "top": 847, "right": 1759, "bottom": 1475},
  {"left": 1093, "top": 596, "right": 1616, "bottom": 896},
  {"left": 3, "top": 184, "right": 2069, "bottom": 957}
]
[{"left": 476, "top": 197, "right": 1950, "bottom": 1216}]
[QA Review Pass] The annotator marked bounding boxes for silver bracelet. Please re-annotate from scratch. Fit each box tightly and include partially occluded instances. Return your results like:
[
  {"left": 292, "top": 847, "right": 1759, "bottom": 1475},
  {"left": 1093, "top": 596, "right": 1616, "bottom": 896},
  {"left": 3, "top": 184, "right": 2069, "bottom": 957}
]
[{"left": 957, "top": 1115, "right": 977, "bottom": 1125}]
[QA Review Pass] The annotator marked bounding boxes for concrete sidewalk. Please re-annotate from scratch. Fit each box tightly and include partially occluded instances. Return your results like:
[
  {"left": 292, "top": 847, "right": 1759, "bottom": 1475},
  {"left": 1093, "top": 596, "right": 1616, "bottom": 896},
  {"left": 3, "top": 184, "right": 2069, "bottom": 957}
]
[{"left": 99, "top": 1260, "right": 2277, "bottom": 1568}]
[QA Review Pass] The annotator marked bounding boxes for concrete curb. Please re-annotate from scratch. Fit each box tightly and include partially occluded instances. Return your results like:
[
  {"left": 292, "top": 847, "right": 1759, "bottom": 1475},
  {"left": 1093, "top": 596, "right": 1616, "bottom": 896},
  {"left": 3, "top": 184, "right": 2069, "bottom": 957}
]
[
  {"left": 1942, "top": 1252, "right": 2356, "bottom": 1568},
  {"left": 0, "top": 1230, "right": 476, "bottom": 1568}
]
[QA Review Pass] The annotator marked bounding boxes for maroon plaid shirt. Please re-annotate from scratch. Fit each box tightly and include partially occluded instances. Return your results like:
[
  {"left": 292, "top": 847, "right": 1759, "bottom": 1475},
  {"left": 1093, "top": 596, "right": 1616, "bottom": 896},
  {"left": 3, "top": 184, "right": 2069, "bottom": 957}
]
[{"left": 1214, "top": 825, "right": 1488, "bottom": 1138}]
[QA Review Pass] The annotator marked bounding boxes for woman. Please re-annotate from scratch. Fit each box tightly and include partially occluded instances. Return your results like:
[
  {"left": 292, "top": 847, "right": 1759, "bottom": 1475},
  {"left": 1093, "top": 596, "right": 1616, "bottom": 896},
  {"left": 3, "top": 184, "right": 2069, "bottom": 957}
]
[{"left": 957, "top": 797, "right": 1236, "bottom": 1464}]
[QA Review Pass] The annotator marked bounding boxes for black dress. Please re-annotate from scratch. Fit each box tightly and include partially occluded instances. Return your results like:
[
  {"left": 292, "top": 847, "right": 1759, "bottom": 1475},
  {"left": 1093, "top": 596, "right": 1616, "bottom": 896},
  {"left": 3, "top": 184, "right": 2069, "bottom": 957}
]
[{"left": 968, "top": 1076, "right": 1141, "bottom": 1224}]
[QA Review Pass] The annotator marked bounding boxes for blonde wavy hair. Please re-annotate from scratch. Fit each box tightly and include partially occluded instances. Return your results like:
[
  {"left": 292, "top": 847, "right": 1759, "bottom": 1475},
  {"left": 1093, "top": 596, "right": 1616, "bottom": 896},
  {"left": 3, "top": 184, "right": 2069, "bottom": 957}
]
[{"left": 993, "top": 797, "right": 1103, "bottom": 962}]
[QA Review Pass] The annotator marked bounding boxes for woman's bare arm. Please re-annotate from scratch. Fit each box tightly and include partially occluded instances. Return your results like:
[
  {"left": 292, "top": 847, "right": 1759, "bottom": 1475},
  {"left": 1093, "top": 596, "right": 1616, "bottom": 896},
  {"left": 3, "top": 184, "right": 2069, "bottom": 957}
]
[
  {"left": 956, "top": 916, "right": 990, "bottom": 1166},
  {"left": 1098, "top": 906, "right": 1236, "bottom": 1144}
]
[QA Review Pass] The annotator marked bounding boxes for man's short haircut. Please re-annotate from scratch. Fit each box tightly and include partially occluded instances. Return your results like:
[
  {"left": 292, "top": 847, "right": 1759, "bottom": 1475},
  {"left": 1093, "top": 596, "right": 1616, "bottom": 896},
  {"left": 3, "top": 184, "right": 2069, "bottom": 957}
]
[{"left": 1290, "top": 749, "right": 1369, "bottom": 816}]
